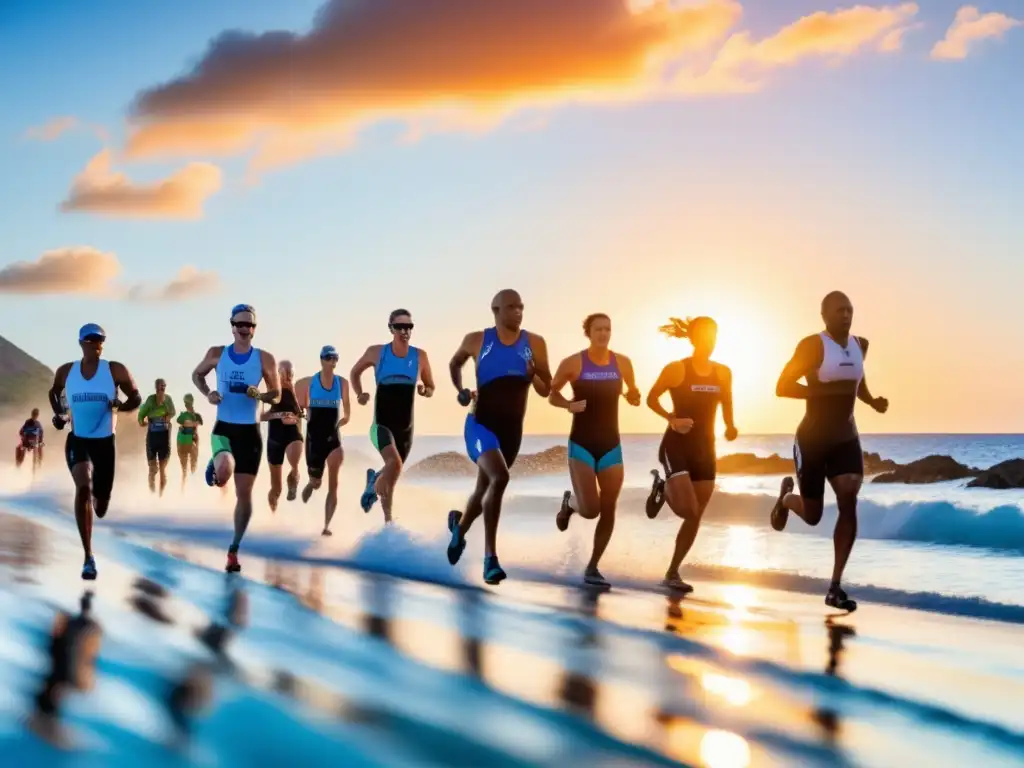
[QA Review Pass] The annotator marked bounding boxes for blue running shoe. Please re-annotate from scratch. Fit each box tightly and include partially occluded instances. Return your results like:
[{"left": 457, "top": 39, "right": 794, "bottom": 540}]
[
  {"left": 82, "top": 556, "right": 97, "bottom": 580},
  {"left": 205, "top": 459, "right": 217, "bottom": 487},
  {"left": 483, "top": 555, "right": 506, "bottom": 585},
  {"left": 447, "top": 510, "right": 465, "bottom": 565},
  {"left": 360, "top": 468, "right": 380, "bottom": 513}
]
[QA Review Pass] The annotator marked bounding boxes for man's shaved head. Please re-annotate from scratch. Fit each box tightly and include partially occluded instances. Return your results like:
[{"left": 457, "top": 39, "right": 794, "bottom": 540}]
[
  {"left": 491, "top": 289, "right": 524, "bottom": 331},
  {"left": 821, "top": 291, "right": 854, "bottom": 336},
  {"left": 821, "top": 291, "right": 850, "bottom": 313}
]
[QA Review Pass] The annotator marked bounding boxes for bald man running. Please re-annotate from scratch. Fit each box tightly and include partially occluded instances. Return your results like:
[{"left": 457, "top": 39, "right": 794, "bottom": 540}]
[
  {"left": 770, "top": 291, "right": 889, "bottom": 612},
  {"left": 447, "top": 289, "right": 552, "bottom": 585}
]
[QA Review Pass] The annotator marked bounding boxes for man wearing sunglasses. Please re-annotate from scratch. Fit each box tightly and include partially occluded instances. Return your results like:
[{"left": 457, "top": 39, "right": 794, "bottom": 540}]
[
  {"left": 295, "top": 346, "right": 351, "bottom": 535},
  {"left": 350, "top": 309, "right": 436, "bottom": 524},
  {"left": 191, "top": 304, "right": 281, "bottom": 573},
  {"left": 48, "top": 323, "right": 142, "bottom": 580},
  {"left": 446, "top": 289, "right": 552, "bottom": 585}
]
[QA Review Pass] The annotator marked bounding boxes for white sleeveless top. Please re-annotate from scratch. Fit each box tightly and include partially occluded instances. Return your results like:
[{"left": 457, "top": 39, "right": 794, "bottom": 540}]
[
  {"left": 65, "top": 360, "right": 116, "bottom": 438},
  {"left": 816, "top": 333, "right": 864, "bottom": 385},
  {"left": 215, "top": 345, "right": 263, "bottom": 424}
]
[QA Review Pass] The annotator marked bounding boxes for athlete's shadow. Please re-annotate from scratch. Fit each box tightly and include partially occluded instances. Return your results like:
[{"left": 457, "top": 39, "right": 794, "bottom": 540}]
[
  {"left": 557, "top": 588, "right": 603, "bottom": 719},
  {"left": 812, "top": 617, "right": 856, "bottom": 742}
]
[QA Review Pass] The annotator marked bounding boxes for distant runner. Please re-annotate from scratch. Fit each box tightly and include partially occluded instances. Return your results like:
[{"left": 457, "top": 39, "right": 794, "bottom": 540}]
[
  {"left": 295, "top": 346, "right": 350, "bottom": 536},
  {"left": 48, "top": 323, "right": 141, "bottom": 580},
  {"left": 138, "top": 378, "right": 175, "bottom": 495},
  {"left": 645, "top": 316, "right": 738, "bottom": 594},
  {"left": 770, "top": 291, "right": 888, "bottom": 612},
  {"left": 16, "top": 408, "right": 44, "bottom": 470},
  {"left": 548, "top": 313, "right": 641, "bottom": 588},
  {"left": 350, "top": 309, "right": 435, "bottom": 524},
  {"left": 262, "top": 360, "right": 304, "bottom": 512},
  {"left": 192, "top": 304, "right": 281, "bottom": 574},
  {"left": 175, "top": 393, "right": 204, "bottom": 484},
  {"left": 446, "top": 290, "right": 551, "bottom": 585}
]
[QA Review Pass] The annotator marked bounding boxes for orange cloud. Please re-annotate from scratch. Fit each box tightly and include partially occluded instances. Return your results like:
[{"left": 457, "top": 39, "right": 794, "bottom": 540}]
[
  {"left": 24, "top": 116, "right": 79, "bottom": 142},
  {"left": 931, "top": 5, "right": 1020, "bottom": 60},
  {"left": 123, "top": 0, "right": 922, "bottom": 169},
  {"left": 0, "top": 247, "right": 121, "bottom": 295},
  {"left": 0, "top": 248, "right": 221, "bottom": 301},
  {"left": 60, "top": 149, "right": 222, "bottom": 219},
  {"left": 126, "top": 265, "right": 221, "bottom": 302},
  {"left": 125, "top": 0, "right": 742, "bottom": 166}
]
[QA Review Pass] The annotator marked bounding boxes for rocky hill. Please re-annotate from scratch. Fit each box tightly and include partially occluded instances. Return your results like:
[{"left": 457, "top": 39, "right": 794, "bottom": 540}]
[{"left": 0, "top": 334, "right": 53, "bottom": 412}]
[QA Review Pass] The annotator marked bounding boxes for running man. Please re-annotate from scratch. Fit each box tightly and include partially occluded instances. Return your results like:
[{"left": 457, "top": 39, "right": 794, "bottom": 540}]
[
  {"left": 770, "top": 291, "right": 888, "bottom": 612},
  {"left": 645, "top": 316, "right": 738, "bottom": 594},
  {"left": 48, "top": 323, "right": 141, "bottom": 580},
  {"left": 138, "top": 379, "right": 176, "bottom": 495},
  {"left": 447, "top": 289, "right": 551, "bottom": 585},
  {"left": 191, "top": 304, "right": 281, "bottom": 573},
  {"left": 175, "top": 394, "right": 204, "bottom": 484},
  {"left": 262, "top": 359, "right": 304, "bottom": 512},
  {"left": 548, "top": 313, "right": 641, "bottom": 588},
  {"left": 350, "top": 309, "right": 435, "bottom": 523},
  {"left": 16, "top": 408, "right": 44, "bottom": 470},
  {"left": 294, "top": 346, "right": 350, "bottom": 536}
]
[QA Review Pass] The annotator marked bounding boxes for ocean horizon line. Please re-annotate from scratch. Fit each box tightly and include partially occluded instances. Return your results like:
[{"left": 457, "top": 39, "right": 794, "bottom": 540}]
[{"left": 408, "top": 432, "right": 1024, "bottom": 439}]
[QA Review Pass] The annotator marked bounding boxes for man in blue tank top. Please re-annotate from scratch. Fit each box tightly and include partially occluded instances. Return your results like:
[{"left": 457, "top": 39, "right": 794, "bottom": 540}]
[
  {"left": 350, "top": 308, "right": 436, "bottom": 524},
  {"left": 48, "top": 323, "right": 142, "bottom": 580},
  {"left": 295, "top": 345, "right": 351, "bottom": 536},
  {"left": 191, "top": 304, "right": 282, "bottom": 573},
  {"left": 446, "top": 289, "right": 552, "bottom": 585}
]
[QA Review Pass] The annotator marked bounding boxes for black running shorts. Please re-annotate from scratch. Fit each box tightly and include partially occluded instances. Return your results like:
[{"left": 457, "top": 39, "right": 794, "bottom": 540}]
[
  {"left": 65, "top": 433, "right": 116, "bottom": 502},
  {"left": 793, "top": 435, "right": 864, "bottom": 500}
]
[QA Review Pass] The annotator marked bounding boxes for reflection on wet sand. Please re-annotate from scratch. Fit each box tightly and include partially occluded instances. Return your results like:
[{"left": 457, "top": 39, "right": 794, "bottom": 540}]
[{"left": 0, "top": 513, "right": 45, "bottom": 584}]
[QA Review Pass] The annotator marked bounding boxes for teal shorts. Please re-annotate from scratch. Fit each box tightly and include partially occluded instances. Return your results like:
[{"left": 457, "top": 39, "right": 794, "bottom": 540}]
[{"left": 568, "top": 440, "right": 623, "bottom": 473}]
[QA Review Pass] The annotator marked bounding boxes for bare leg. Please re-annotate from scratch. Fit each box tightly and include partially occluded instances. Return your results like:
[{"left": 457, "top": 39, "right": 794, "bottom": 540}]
[
  {"left": 285, "top": 441, "right": 303, "bottom": 501},
  {"left": 322, "top": 447, "right": 345, "bottom": 535},
  {"left": 374, "top": 444, "right": 402, "bottom": 524},
  {"left": 147, "top": 458, "right": 158, "bottom": 493},
  {"left": 230, "top": 474, "right": 256, "bottom": 550},
  {"left": 268, "top": 463, "right": 283, "bottom": 512},
  {"left": 828, "top": 474, "right": 862, "bottom": 587},
  {"left": 559, "top": 459, "right": 600, "bottom": 530},
  {"left": 158, "top": 457, "right": 169, "bottom": 496},
  {"left": 463, "top": 450, "right": 511, "bottom": 559},
  {"left": 587, "top": 464, "right": 624, "bottom": 573},
  {"left": 664, "top": 477, "right": 716, "bottom": 579},
  {"left": 71, "top": 463, "right": 94, "bottom": 559}
]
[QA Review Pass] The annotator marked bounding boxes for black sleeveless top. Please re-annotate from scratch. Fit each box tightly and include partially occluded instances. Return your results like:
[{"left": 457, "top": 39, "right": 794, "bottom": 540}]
[
  {"left": 267, "top": 387, "right": 302, "bottom": 442},
  {"left": 665, "top": 358, "right": 722, "bottom": 442}
]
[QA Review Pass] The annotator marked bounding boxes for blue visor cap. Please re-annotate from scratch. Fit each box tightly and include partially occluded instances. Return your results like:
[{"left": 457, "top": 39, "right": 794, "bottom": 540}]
[
  {"left": 79, "top": 323, "right": 106, "bottom": 342},
  {"left": 320, "top": 345, "right": 338, "bottom": 359},
  {"left": 231, "top": 304, "right": 256, "bottom": 320}
]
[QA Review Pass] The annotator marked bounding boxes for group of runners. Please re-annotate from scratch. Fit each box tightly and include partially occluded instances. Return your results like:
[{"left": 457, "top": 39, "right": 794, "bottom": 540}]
[{"left": 45, "top": 290, "right": 886, "bottom": 613}]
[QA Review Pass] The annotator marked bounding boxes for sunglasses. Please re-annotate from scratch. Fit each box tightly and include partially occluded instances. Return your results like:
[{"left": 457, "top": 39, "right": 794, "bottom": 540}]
[
  {"left": 232, "top": 321, "right": 256, "bottom": 329},
  {"left": 390, "top": 323, "right": 414, "bottom": 332},
  {"left": 321, "top": 355, "right": 339, "bottom": 362},
  {"left": 81, "top": 335, "right": 105, "bottom": 343}
]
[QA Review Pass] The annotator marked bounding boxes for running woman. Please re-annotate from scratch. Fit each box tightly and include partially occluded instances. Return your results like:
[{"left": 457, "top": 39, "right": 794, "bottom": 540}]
[
  {"left": 295, "top": 346, "right": 350, "bottom": 536},
  {"left": 548, "top": 313, "right": 641, "bottom": 588},
  {"left": 447, "top": 289, "right": 552, "bottom": 585},
  {"left": 16, "top": 408, "right": 44, "bottom": 470},
  {"left": 262, "top": 359, "right": 304, "bottom": 512},
  {"left": 350, "top": 309, "right": 436, "bottom": 523},
  {"left": 771, "top": 291, "right": 888, "bottom": 612},
  {"left": 191, "top": 304, "right": 281, "bottom": 573},
  {"left": 175, "top": 393, "right": 204, "bottom": 484},
  {"left": 48, "top": 323, "right": 141, "bottom": 580},
  {"left": 138, "top": 379, "right": 175, "bottom": 495},
  {"left": 645, "top": 316, "right": 738, "bottom": 594}
]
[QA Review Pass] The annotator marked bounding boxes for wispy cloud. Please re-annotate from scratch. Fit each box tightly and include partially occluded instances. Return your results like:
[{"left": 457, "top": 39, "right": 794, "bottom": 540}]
[
  {"left": 931, "top": 5, "right": 1019, "bottom": 61},
  {"left": 60, "top": 149, "right": 222, "bottom": 219},
  {"left": 0, "top": 248, "right": 220, "bottom": 302},
  {"left": 24, "top": 116, "right": 80, "bottom": 142}
]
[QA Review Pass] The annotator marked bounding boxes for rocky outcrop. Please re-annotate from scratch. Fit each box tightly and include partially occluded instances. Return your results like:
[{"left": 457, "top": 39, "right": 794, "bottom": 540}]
[
  {"left": 405, "top": 446, "right": 571, "bottom": 479},
  {"left": 966, "top": 459, "right": 1024, "bottom": 489},
  {"left": 716, "top": 451, "right": 899, "bottom": 476},
  {"left": 871, "top": 455, "right": 977, "bottom": 484}
]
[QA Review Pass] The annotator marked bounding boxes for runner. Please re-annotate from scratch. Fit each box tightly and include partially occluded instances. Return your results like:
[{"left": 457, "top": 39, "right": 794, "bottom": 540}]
[
  {"left": 294, "top": 346, "right": 350, "bottom": 536},
  {"left": 770, "top": 291, "right": 888, "bottom": 612},
  {"left": 48, "top": 323, "right": 141, "bottom": 580},
  {"left": 16, "top": 408, "right": 44, "bottom": 470},
  {"left": 350, "top": 309, "right": 435, "bottom": 523},
  {"left": 191, "top": 304, "right": 281, "bottom": 573},
  {"left": 645, "top": 316, "right": 738, "bottom": 593},
  {"left": 138, "top": 379, "right": 176, "bottom": 495},
  {"left": 262, "top": 359, "right": 304, "bottom": 512},
  {"left": 175, "top": 393, "right": 204, "bottom": 485},
  {"left": 446, "top": 289, "right": 551, "bottom": 584},
  {"left": 548, "top": 313, "right": 641, "bottom": 587}
]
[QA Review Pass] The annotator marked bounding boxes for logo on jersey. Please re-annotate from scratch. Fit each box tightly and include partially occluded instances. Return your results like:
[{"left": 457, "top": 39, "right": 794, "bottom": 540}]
[
  {"left": 479, "top": 342, "right": 494, "bottom": 361},
  {"left": 71, "top": 393, "right": 110, "bottom": 403},
  {"left": 227, "top": 370, "right": 250, "bottom": 394}
]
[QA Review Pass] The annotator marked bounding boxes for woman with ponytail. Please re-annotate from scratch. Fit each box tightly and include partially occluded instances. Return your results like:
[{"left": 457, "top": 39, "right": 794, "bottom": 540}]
[
  {"left": 646, "top": 316, "right": 738, "bottom": 593},
  {"left": 548, "top": 313, "right": 641, "bottom": 588}
]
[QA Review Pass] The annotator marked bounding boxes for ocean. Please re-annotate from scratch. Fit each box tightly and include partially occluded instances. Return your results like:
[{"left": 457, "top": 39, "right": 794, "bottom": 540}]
[{"left": 1, "top": 431, "right": 1023, "bottom": 766}]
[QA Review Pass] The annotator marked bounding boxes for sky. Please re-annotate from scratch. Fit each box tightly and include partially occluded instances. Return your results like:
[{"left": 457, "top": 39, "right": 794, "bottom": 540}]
[{"left": 0, "top": 0, "right": 1021, "bottom": 436}]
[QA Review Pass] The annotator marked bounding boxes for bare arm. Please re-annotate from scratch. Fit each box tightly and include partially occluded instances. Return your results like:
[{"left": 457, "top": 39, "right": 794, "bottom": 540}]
[
  {"left": 258, "top": 350, "right": 281, "bottom": 404},
  {"left": 646, "top": 362, "right": 684, "bottom": 423},
  {"left": 350, "top": 345, "right": 381, "bottom": 400},
  {"left": 417, "top": 349, "right": 435, "bottom": 396},
  {"left": 450, "top": 332, "right": 482, "bottom": 393},
  {"left": 718, "top": 364, "right": 737, "bottom": 437},
  {"left": 527, "top": 333, "right": 552, "bottom": 398},
  {"left": 48, "top": 363, "right": 72, "bottom": 417},
  {"left": 854, "top": 337, "right": 887, "bottom": 411},
  {"left": 548, "top": 355, "right": 582, "bottom": 410},
  {"left": 339, "top": 378, "right": 351, "bottom": 428},
  {"left": 294, "top": 377, "right": 311, "bottom": 410},
  {"left": 616, "top": 353, "right": 642, "bottom": 406},
  {"left": 776, "top": 336, "right": 821, "bottom": 399},
  {"left": 110, "top": 362, "right": 142, "bottom": 412},
  {"left": 192, "top": 346, "right": 223, "bottom": 400}
]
